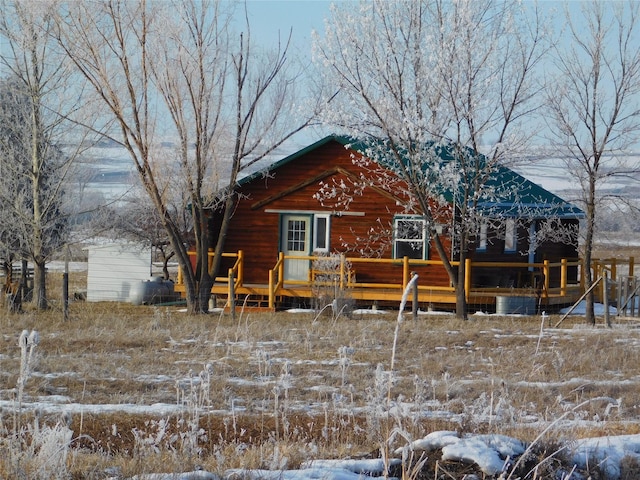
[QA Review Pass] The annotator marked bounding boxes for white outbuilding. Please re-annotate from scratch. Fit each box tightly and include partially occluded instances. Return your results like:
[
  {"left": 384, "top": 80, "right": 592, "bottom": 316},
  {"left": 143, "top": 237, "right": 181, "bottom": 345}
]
[{"left": 86, "top": 242, "right": 152, "bottom": 302}]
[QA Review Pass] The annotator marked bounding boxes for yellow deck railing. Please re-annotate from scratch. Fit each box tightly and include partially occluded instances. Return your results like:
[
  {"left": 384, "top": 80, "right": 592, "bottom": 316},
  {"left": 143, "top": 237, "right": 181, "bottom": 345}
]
[{"left": 175, "top": 250, "right": 630, "bottom": 309}]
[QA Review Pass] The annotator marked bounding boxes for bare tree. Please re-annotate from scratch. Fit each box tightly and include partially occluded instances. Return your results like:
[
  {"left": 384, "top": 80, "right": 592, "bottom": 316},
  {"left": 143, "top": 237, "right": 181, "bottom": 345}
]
[
  {"left": 544, "top": 1, "right": 640, "bottom": 324},
  {"left": 313, "top": 0, "right": 547, "bottom": 319},
  {"left": 0, "top": 1, "right": 91, "bottom": 310},
  {"left": 57, "top": 0, "right": 314, "bottom": 313}
]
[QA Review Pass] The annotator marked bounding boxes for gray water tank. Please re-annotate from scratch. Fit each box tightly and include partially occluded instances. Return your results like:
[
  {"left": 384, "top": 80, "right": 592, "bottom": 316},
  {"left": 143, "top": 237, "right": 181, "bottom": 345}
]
[
  {"left": 129, "top": 277, "right": 176, "bottom": 305},
  {"left": 495, "top": 295, "right": 536, "bottom": 315}
]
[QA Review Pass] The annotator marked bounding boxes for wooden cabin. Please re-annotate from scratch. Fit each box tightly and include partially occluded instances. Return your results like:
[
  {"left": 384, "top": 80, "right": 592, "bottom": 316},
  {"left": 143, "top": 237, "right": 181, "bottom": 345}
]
[{"left": 175, "top": 135, "right": 585, "bottom": 312}]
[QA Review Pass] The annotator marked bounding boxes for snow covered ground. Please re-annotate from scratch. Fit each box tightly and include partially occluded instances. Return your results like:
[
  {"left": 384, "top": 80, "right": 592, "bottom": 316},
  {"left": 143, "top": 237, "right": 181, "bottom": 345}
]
[
  {"left": 3, "top": 302, "right": 639, "bottom": 479},
  {"left": 115, "top": 431, "right": 640, "bottom": 480}
]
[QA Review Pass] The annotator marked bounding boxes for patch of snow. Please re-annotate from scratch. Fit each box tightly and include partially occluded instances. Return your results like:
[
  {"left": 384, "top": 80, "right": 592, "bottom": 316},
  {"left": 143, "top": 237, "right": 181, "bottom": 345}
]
[
  {"left": 129, "top": 472, "right": 220, "bottom": 480},
  {"left": 560, "top": 301, "right": 617, "bottom": 316},
  {"left": 395, "top": 431, "right": 525, "bottom": 476},
  {"left": 301, "top": 458, "right": 401, "bottom": 475},
  {"left": 352, "top": 308, "right": 388, "bottom": 315},
  {"left": 225, "top": 467, "right": 383, "bottom": 480},
  {"left": 286, "top": 308, "right": 316, "bottom": 314},
  {"left": 571, "top": 434, "right": 640, "bottom": 480}
]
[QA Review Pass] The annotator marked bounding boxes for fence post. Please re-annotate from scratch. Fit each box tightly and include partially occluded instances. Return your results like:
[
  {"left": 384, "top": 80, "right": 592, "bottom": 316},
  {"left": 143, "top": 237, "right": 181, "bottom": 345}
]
[
  {"left": 62, "top": 272, "right": 69, "bottom": 322},
  {"left": 62, "top": 246, "right": 69, "bottom": 321},
  {"left": 560, "top": 258, "right": 567, "bottom": 296},
  {"left": 632, "top": 276, "right": 637, "bottom": 317}
]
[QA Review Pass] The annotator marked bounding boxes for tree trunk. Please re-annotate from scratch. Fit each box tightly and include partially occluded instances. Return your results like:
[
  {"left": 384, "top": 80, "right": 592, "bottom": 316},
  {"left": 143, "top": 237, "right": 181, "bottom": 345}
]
[
  {"left": 31, "top": 88, "right": 48, "bottom": 310},
  {"left": 455, "top": 250, "right": 468, "bottom": 320},
  {"left": 583, "top": 178, "right": 597, "bottom": 325},
  {"left": 207, "top": 195, "right": 235, "bottom": 303},
  {"left": 193, "top": 211, "right": 211, "bottom": 313},
  {"left": 431, "top": 229, "right": 468, "bottom": 320}
]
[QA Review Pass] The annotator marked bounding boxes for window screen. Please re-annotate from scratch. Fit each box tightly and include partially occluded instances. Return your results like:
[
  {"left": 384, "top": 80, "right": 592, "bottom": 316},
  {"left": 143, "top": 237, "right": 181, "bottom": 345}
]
[{"left": 393, "top": 217, "right": 427, "bottom": 260}]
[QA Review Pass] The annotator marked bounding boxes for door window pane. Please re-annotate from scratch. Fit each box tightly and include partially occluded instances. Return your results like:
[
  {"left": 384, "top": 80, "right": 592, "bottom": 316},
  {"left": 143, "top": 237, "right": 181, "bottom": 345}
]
[{"left": 287, "top": 220, "right": 306, "bottom": 251}]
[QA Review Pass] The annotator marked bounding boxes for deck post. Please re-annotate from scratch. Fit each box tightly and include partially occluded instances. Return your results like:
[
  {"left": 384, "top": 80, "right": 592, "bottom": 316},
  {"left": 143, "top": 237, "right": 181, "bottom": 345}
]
[
  {"left": 237, "top": 250, "right": 244, "bottom": 285},
  {"left": 340, "top": 254, "right": 345, "bottom": 289},
  {"left": 278, "top": 252, "right": 284, "bottom": 285},
  {"left": 630, "top": 256, "right": 635, "bottom": 276},
  {"left": 208, "top": 248, "right": 214, "bottom": 273},
  {"left": 560, "top": 258, "right": 567, "bottom": 296},
  {"left": 610, "top": 258, "right": 617, "bottom": 300},
  {"left": 543, "top": 260, "right": 550, "bottom": 300},
  {"left": 269, "top": 269, "right": 274, "bottom": 309},
  {"left": 464, "top": 258, "right": 471, "bottom": 303},
  {"left": 229, "top": 269, "right": 236, "bottom": 320},
  {"left": 402, "top": 256, "right": 410, "bottom": 288},
  {"left": 603, "top": 271, "right": 611, "bottom": 327}
]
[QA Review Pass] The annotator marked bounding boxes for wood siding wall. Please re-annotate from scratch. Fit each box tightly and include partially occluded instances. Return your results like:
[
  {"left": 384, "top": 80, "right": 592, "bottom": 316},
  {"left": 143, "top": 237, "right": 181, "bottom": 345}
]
[{"left": 211, "top": 141, "right": 454, "bottom": 286}]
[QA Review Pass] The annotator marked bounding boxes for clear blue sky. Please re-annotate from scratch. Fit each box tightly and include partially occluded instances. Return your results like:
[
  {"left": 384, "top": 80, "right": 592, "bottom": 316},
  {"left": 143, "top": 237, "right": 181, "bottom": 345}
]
[
  {"left": 243, "top": 0, "right": 334, "bottom": 56},
  {"left": 241, "top": 1, "right": 588, "bottom": 55}
]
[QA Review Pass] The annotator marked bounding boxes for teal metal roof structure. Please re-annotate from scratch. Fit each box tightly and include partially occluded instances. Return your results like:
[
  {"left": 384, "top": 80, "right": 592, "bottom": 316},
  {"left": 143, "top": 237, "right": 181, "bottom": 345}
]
[{"left": 239, "top": 134, "right": 584, "bottom": 219}]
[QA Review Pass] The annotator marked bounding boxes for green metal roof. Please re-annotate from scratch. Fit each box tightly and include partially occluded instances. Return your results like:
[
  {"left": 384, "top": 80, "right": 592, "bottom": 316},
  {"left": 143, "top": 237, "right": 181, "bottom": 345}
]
[
  {"left": 240, "top": 134, "right": 584, "bottom": 219},
  {"left": 238, "top": 135, "right": 353, "bottom": 186}
]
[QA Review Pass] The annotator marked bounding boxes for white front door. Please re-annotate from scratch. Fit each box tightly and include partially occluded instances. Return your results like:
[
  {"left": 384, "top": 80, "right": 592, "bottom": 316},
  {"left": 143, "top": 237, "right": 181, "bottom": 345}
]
[{"left": 281, "top": 214, "right": 311, "bottom": 281}]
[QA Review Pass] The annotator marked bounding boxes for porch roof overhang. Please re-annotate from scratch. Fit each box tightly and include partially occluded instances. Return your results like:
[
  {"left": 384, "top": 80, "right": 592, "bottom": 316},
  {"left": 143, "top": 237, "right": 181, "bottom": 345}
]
[{"left": 475, "top": 199, "right": 585, "bottom": 219}]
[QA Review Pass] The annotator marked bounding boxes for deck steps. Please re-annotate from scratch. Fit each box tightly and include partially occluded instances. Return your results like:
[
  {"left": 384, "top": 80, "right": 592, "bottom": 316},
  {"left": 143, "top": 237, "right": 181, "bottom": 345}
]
[
  {"left": 214, "top": 292, "right": 278, "bottom": 312},
  {"left": 223, "top": 305, "right": 276, "bottom": 313}
]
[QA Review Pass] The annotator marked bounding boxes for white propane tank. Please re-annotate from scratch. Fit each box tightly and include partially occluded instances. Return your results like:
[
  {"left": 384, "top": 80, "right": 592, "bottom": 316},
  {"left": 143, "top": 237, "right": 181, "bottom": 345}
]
[{"left": 129, "top": 277, "right": 176, "bottom": 305}]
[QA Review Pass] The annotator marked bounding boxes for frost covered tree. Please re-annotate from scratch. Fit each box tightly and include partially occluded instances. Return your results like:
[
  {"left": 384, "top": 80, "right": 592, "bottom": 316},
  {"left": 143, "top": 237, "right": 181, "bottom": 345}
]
[
  {"left": 101, "top": 181, "right": 189, "bottom": 281},
  {"left": 544, "top": 1, "right": 640, "bottom": 325},
  {"left": 313, "top": 0, "right": 546, "bottom": 319},
  {"left": 57, "top": 0, "right": 314, "bottom": 313},
  {"left": 0, "top": 1, "right": 90, "bottom": 309}
]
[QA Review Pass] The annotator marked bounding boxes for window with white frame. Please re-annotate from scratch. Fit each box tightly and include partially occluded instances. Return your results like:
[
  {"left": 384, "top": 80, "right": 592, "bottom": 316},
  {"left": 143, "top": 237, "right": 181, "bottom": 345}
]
[
  {"left": 313, "top": 214, "right": 330, "bottom": 253},
  {"left": 393, "top": 216, "right": 428, "bottom": 260},
  {"left": 504, "top": 218, "right": 517, "bottom": 252}
]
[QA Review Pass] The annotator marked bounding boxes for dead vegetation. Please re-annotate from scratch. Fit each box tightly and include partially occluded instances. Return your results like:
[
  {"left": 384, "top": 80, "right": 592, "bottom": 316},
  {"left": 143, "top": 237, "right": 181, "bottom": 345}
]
[{"left": 1, "top": 295, "right": 640, "bottom": 478}]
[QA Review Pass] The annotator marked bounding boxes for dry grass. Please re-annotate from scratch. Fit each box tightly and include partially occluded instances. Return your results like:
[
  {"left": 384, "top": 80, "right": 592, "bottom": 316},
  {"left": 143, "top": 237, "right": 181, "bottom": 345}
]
[{"left": 2, "top": 281, "right": 640, "bottom": 478}]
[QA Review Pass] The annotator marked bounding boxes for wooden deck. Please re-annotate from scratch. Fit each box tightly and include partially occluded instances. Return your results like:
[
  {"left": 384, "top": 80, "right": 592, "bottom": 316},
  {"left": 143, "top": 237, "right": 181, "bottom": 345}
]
[
  {"left": 192, "top": 283, "right": 583, "bottom": 312},
  {"left": 174, "top": 251, "right": 596, "bottom": 313}
]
